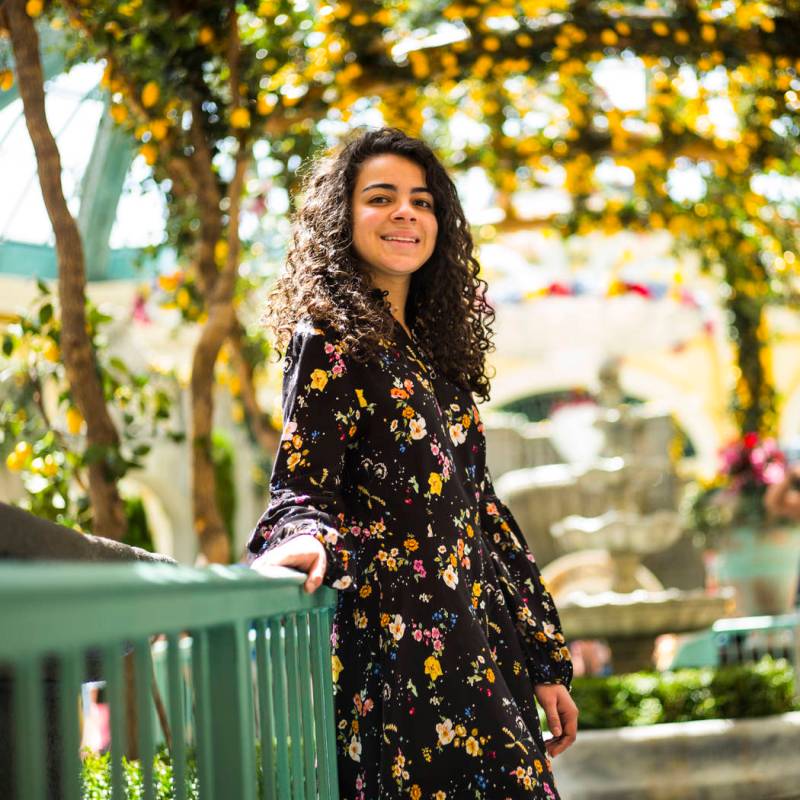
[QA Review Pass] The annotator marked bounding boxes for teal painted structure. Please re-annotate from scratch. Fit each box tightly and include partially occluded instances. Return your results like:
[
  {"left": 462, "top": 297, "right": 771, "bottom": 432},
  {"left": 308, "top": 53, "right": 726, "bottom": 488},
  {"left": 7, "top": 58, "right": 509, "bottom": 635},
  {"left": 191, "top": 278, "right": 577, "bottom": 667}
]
[
  {"left": 0, "top": 562, "right": 340, "bottom": 799},
  {"left": 669, "top": 610, "right": 800, "bottom": 670},
  {"left": 0, "top": 27, "right": 163, "bottom": 283}
]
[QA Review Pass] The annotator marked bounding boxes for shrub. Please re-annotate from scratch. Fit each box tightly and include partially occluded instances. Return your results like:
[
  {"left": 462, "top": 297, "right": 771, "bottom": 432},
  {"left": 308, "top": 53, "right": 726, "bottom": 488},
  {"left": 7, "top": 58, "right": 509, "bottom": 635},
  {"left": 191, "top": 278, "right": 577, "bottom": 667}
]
[{"left": 545, "top": 656, "right": 799, "bottom": 731}]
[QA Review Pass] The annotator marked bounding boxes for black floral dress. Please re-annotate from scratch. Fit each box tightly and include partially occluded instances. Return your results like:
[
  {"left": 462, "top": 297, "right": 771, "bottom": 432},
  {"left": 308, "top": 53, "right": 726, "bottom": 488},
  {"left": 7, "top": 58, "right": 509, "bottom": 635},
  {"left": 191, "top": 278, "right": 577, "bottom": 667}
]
[{"left": 247, "top": 318, "right": 573, "bottom": 800}]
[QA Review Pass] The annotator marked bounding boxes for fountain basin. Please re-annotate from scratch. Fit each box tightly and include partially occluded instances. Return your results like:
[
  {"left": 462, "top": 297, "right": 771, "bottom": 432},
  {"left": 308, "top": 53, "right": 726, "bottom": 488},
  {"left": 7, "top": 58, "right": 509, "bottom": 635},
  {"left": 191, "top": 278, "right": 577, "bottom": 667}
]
[
  {"left": 551, "top": 509, "right": 683, "bottom": 555},
  {"left": 552, "top": 712, "right": 800, "bottom": 800},
  {"left": 557, "top": 588, "right": 735, "bottom": 640}
]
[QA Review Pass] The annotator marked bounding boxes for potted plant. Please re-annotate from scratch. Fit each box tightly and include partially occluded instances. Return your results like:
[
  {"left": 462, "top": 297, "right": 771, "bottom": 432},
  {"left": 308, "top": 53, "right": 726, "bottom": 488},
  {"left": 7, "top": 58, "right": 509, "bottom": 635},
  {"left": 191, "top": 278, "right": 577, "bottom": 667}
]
[{"left": 683, "top": 432, "right": 800, "bottom": 616}]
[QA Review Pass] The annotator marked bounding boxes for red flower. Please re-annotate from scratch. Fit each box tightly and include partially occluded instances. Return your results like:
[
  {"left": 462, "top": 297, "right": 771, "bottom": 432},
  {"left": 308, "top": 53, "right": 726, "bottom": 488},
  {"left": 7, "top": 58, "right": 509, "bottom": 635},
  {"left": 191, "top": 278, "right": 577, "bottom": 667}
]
[{"left": 743, "top": 432, "right": 759, "bottom": 449}]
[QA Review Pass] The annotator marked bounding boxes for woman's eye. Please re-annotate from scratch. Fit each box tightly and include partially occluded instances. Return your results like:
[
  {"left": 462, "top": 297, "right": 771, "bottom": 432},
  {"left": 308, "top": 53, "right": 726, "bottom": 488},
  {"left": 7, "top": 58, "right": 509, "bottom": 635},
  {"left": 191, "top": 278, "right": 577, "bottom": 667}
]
[{"left": 415, "top": 199, "right": 433, "bottom": 209}]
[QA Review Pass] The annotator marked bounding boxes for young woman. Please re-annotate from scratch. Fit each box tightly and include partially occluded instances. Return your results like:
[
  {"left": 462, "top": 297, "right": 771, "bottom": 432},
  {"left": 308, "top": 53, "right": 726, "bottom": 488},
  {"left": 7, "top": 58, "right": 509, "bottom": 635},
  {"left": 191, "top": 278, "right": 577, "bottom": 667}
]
[{"left": 248, "top": 127, "right": 578, "bottom": 799}]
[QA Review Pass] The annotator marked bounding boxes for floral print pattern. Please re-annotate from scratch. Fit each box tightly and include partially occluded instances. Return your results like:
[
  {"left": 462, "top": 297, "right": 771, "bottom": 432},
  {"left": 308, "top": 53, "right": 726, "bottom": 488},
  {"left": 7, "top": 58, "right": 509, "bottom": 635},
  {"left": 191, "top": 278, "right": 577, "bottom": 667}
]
[{"left": 248, "top": 318, "right": 573, "bottom": 799}]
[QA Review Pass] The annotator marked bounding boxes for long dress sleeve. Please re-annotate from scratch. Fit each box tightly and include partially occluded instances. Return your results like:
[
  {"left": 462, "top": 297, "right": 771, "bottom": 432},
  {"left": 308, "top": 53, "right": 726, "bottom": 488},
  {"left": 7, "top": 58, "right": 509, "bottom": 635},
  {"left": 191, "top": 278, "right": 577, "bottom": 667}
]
[
  {"left": 246, "top": 321, "right": 364, "bottom": 592},
  {"left": 479, "top": 463, "right": 574, "bottom": 690}
]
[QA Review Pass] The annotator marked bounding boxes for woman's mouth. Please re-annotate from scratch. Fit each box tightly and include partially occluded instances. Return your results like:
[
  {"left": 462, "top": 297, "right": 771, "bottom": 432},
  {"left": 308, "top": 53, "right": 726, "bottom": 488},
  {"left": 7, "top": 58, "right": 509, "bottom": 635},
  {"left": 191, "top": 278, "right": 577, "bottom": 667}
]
[{"left": 381, "top": 235, "right": 420, "bottom": 246}]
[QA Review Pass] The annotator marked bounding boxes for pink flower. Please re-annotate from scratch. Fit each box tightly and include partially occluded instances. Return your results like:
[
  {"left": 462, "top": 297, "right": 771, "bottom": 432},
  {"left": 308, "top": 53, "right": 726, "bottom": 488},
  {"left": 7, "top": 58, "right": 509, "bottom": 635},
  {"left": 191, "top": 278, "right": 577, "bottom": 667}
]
[
  {"left": 324, "top": 343, "right": 335, "bottom": 354},
  {"left": 763, "top": 462, "right": 787, "bottom": 485},
  {"left": 413, "top": 629, "right": 423, "bottom": 641}
]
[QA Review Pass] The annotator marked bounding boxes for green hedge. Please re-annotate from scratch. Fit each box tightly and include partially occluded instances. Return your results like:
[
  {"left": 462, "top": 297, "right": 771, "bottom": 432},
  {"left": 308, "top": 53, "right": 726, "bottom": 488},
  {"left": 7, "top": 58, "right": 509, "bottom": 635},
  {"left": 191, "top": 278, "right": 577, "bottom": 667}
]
[{"left": 555, "top": 656, "right": 799, "bottom": 731}]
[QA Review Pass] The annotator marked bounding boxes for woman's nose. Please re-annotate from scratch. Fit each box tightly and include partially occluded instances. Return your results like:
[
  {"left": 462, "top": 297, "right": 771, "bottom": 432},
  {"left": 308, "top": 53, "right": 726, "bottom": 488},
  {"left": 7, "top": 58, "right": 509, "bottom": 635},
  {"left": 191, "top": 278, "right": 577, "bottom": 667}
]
[{"left": 391, "top": 198, "right": 417, "bottom": 220}]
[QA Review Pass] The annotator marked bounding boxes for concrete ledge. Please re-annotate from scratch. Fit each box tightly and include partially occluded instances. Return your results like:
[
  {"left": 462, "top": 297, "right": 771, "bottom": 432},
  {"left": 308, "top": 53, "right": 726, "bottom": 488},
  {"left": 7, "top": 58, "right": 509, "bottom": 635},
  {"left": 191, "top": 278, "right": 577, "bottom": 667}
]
[
  {"left": 553, "top": 711, "right": 800, "bottom": 800},
  {"left": 0, "top": 501, "right": 175, "bottom": 563}
]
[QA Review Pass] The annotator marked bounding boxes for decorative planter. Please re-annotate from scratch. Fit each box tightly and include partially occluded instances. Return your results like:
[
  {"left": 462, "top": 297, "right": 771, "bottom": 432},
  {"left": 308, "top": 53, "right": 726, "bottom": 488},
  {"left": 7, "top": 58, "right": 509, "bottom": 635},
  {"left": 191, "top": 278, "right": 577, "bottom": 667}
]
[
  {"left": 552, "top": 712, "right": 800, "bottom": 800},
  {"left": 707, "top": 524, "right": 800, "bottom": 616}
]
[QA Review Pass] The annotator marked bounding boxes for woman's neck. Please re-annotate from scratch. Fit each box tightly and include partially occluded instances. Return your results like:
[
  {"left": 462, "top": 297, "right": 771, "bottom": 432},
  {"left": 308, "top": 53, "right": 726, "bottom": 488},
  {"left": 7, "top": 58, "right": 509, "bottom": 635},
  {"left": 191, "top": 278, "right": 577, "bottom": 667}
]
[{"left": 371, "top": 276, "right": 411, "bottom": 330}]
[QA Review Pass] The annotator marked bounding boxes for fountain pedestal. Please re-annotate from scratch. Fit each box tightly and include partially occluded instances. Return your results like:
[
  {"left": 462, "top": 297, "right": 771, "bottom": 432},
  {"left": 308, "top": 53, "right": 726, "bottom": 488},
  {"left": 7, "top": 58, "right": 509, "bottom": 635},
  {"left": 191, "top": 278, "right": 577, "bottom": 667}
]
[{"left": 541, "top": 358, "right": 732, "bottom": 672}]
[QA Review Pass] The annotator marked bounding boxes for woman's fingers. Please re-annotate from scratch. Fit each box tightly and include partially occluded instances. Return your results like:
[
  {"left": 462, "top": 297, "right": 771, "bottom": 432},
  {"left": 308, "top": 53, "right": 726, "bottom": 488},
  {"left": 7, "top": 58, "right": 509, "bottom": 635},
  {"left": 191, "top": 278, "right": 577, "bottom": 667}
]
[
  {"left": 251, "top": 535, "right": 328, "bottom": 592},
  {"left": 536, "top": 684, "right": 579, "bottom": 758},
  {"left": 304, "top": 547, "right": 328, "bottom": 594}
]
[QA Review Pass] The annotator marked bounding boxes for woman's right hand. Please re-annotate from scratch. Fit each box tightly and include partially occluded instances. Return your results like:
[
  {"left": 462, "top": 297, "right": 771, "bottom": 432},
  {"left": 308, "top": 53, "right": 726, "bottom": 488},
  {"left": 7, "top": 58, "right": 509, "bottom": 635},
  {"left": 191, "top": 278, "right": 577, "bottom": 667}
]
[{"left": 250, "top": 534, "right": 328, "bottom": 594}]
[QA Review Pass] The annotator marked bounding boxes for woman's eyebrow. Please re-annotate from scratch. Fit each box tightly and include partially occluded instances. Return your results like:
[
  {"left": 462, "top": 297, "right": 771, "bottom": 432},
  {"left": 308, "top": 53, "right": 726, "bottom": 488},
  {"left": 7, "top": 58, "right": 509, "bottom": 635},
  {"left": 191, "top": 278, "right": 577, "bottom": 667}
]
[{"left": 361, "top": 182, "right": 432, "bottom": 195}]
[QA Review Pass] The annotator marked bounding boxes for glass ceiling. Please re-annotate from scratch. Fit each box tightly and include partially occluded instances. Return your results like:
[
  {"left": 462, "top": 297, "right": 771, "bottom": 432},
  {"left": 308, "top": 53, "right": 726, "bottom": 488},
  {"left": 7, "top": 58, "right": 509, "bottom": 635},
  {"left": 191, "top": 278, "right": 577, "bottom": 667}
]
[{"left": 0, "top": 59, "right": 167, "bottom": 279}]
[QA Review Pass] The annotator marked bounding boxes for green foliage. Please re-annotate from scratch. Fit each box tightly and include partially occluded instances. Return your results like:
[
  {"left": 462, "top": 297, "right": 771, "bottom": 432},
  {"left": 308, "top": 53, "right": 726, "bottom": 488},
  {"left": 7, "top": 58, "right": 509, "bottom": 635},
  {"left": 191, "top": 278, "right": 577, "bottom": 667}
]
[
  {"left": 80, "top": 742, "right": 275, "bottom": 798},
  {"left": 547, "top": 656, "right": 799, "bottom": 731},
  {"left": 0, "top": 282, "right": 184, "bottom": 531},
  {"left": 80, "top": 748, "right": 199, "bottom": 799},
  {"left": 124, "top": 496, "right": 155, "bottom": 553},
  {"left": 211, "top": 429, "right": 237, "bottom": 549}
]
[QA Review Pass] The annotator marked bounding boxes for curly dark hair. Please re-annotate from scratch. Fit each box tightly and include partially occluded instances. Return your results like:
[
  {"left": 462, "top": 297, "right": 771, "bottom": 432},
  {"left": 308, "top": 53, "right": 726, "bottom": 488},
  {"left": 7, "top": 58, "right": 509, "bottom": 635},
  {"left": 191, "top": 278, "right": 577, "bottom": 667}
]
[{"left": 262, "top": 126, "right": 496, "bottom": 402}]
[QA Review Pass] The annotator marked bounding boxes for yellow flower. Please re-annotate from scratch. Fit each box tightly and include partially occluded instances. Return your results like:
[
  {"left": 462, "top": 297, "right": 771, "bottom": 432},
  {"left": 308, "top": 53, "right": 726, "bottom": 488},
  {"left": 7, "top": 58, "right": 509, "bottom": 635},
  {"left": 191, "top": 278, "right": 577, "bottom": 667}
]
[
  {"left": 141, "top": 81, "right": 160, "bottom": 109},
  {"left": 428, "top": 472, "right": 442, "bottom": 495},
  {"left": 402, "top": 406, "right": 415, "bottom": 419},
  {"left": 214, "top": 239, "right": 228, "bottom": 266},
  {"left": 230, "top": 107, "right": 251, "bottom": 129},
  {"left": 25, "top": 0, "right": 43, "bottom": 18},
  {"left": 66, "top": 407, "right": 84, "bottom": 435},
  {"left": 485, "top": 667, "right": 495, "bottom": 683},
  {"left": 404, "top": 537, "right": 419, "bottom": 551},
  {"left": 140, "top": 143, "right": 158, "bottom": 166},
  {"left": 310, "top": 369, "right": 328, "bottom": 391},
  {"left": 150, "top": 119, "right": 169, "bottom": 141},
  {"left": 410, "top": 786, "right": 422, "bottom": 800},
  {"left": 198, "top": 26, "right": 214, "bottom": 45},
  {"left": 355, "top": 388, "right": 367, "bottom": 407},
  {"left": 359, "top": 583, "right": 372, "bottom": 598},
  {"left": 42, "top": 455, "right": 58, "bottom": 478},
  {"left": 5, "top": 441, "right": 33, "bottom": 472},
  {"left": 0, "top": 70, "right": 13, "bottom": 92},
  {"left": 42, "top": 340, "right": 60, "bottom": 363},
  {"left": 600, "top": 29, "right": 618, "bottom": 46},
  {"left": 331, "top": 655, "right": 343, "bottom": 682},
  {"left": 287, "top": 452, "right": 302, "bottom": 471},
  {"left": 110, "top": 104, "right": 128, "bottom": 124},
  {"left": 701, "top": 24, "right": 716, "bottom": 42},
  {"left": 424, "top": 655, "right": 442, "bottom": 681},
  {"left": 257, "top": 93, "right": 276, "bottom": 115}
]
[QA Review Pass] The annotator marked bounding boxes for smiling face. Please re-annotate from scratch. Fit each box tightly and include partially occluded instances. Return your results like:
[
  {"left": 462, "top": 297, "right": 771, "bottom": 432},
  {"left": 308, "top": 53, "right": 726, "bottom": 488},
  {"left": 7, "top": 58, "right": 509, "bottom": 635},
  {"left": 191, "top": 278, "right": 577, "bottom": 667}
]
[{"left": 351, "top": 154, "right": 438, "bottom": 284}]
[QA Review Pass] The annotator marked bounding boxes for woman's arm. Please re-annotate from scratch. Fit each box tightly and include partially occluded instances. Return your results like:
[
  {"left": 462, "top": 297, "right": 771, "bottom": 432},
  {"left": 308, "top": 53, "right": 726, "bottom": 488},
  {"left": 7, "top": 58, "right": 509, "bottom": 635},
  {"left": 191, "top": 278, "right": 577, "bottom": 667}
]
[
  {"left": 479, "top": 463, "right": 574, "bottom": 689},
  {"left": 246, "top": 321, "right": 365, "bottom": 591}
]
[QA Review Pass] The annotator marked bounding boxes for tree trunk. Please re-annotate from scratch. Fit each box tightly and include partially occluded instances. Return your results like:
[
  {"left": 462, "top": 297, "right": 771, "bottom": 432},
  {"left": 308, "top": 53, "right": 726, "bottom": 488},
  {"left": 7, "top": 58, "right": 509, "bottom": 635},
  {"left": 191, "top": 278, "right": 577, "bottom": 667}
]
[
  {"left": 190, "top": 301, "right": 236, "bottom": 564},
  {"left": 189, "top": 148, "right": 249, "bottom": 564},
  {"left": 228, "top": 321, "right": 280, "bottom": 454},
  {"left": 7, "top": 0, "right": 127, "bottom": 540},
  {"left": 728, "top": 292, "right": 775, "bottom": 436}
]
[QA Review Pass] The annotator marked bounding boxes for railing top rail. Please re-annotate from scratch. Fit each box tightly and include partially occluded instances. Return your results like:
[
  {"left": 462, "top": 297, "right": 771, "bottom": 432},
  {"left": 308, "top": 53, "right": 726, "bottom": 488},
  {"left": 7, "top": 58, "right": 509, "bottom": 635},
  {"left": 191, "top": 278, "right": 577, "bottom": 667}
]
[{"left": 0, "top": 562, "right": 335, "bottom": 661}]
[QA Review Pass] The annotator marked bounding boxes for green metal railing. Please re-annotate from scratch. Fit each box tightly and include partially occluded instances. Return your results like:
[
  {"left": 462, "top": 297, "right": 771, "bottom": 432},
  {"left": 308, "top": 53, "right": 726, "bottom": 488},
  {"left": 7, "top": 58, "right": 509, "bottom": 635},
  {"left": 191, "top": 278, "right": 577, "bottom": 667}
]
[{"left": 0, "top": 562, "right": 339, "bottom": 800}]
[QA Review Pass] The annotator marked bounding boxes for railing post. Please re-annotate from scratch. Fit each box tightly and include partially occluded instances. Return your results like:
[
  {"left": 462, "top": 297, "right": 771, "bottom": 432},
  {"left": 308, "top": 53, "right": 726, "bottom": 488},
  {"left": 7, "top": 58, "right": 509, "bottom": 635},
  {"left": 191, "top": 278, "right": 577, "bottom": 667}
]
[{"left": 206, "top": 621, "right": 257, "bottom": 800}]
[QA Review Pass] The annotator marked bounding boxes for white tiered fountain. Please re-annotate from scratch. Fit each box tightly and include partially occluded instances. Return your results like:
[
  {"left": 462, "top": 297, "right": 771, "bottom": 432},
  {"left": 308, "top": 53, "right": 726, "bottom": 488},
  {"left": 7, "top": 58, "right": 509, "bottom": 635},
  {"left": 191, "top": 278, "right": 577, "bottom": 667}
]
[{"left": 542, "top": 359, "right": 734, "bottom": 672}]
